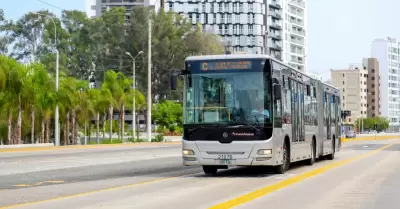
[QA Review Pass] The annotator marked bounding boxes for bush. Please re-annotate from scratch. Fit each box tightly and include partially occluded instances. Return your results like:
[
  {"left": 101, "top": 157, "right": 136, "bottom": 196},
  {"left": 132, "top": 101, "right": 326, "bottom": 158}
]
[
  {"left": 152, "top": 100, "right": 182, "bottom": 134},
  {"left": 128, "top": 138, "right": 145, "bottom": 143},
  {"left": 101, "top": 139, "right": 123, "bottom": 144},
  {"left": 152, "top": 134, "right": 164, "bottom": 142}
]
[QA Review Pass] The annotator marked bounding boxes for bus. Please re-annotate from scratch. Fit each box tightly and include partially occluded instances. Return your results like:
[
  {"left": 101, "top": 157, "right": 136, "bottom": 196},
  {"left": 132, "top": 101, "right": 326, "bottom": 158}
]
[{"left": 170, "top": 54, "right": 341, "bottom": 175}]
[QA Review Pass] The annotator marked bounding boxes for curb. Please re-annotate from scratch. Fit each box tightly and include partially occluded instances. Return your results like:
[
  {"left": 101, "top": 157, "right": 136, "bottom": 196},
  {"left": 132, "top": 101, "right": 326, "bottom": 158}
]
[{"left": 0, "top": 142, "right": 182, "bottom": 153}]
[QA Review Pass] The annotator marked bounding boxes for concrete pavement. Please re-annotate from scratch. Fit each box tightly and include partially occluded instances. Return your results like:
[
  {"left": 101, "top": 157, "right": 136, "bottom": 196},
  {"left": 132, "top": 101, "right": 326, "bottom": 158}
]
[{"left": 0, "top": 139, "right": 399, "bottom": 209}]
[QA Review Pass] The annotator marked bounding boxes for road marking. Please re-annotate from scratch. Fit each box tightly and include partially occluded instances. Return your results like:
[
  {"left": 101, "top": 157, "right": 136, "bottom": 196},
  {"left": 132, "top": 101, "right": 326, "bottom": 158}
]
[
  {"left": 13, "top": 184, "right": 31, "bottom": 187},
  {"left": 34, "top": 182, "right": 43, "bottom": 186},
  {"left": 208, "top": 143, "right": 393, "bottom": 209},
  {"left": 45, "top": 180, "right": 64, "bottom": 184},
  {"left": 0, "top": 172, "right": 204, "bottom": 209}
]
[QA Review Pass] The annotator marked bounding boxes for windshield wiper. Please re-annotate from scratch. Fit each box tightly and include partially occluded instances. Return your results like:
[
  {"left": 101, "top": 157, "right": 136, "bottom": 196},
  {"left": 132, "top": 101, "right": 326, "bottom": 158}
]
[{"left": 228, "top": 121, "right": 260, "bottom": 132}]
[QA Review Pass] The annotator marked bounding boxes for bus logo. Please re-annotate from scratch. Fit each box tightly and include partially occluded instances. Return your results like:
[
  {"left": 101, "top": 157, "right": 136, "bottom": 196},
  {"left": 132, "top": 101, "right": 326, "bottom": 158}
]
[{"left": 222, "top": 132, "right": 228, "bottom": 138}]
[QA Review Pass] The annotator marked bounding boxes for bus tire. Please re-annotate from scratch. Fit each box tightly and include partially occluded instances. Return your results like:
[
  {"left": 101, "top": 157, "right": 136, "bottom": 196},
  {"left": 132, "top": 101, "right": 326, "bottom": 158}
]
[
  {"left": 275, "top": 141, "right": 289, "bottom": 174},
  {"left": 203, "top": 166, "right": 218, "bottom": 176},
  {"left": 327, "top": 138, "right": 335, "bottom": 160},
  {"left": 306, "top": 138, "right": 316, "bottom": 165}
]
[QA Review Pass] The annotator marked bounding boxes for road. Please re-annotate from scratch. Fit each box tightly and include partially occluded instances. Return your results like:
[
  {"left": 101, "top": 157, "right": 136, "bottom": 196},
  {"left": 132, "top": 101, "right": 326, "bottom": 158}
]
[{"left": 0, "top": 139, "right": 399, "bottom": 209}]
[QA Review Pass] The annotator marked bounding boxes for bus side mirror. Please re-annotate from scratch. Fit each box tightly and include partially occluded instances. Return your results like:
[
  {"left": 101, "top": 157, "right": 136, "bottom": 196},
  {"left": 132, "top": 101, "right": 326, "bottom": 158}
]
[
  {"left": 170, "top": 73, "right": 178, "bottom": 90},
  {"left": 274, "top": 84, "right": 282, "bottom": 100}
]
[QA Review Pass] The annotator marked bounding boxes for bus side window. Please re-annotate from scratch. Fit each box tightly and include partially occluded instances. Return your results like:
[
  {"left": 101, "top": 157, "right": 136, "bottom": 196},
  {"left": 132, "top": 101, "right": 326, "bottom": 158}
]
[
  {"left": 273, "top": 78, "right": 282, "bottom": 128},
  {"left": 282, "top": 75, "right": 291, "bottom": 124}
]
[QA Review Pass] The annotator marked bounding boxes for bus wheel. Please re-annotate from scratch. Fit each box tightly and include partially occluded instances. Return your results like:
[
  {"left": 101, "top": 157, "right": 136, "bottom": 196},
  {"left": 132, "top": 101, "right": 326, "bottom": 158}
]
[
  {"left": 275, "top": 142, "right": 289, "bottom": 174},
  {"left": 203, "top": 166, "right": 218, "bottom": 176},
  {"left": 327, "top": 138, "right": 335, "bottom": 160},
  {"left": 306, "top": 139, "right": 315, "bottom": 165}
]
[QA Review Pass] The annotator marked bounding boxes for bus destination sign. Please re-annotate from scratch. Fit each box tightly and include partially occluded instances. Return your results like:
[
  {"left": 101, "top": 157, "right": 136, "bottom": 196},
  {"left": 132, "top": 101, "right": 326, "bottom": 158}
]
[{"left": 201, "top": 61, "right": 252, "bottom": 71}]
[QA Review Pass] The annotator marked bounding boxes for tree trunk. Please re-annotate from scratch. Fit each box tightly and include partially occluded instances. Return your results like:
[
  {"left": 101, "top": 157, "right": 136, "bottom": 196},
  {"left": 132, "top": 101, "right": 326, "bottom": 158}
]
[
  {"left": 102, "top": 114, "right": 106, "bottom": 141},
  {"left": 118, "top": 111, "right": 122, "bottom": 140},
  {"left": 16, "top": 96, "right": 22, "bottom": 144},
  {"left": 63, "top": 120, "right": 67, "bottom": 146},
  {"left": 41, "top": 117, "right": 45, "bottom": 143},
  {"left": 31, "top": 110, "right": 35, "bottom": 144},
  {"left": 72, "top": 110, "right": 76, "bottom": 145},
  {"left": 84, "top": 122, "right": 87, "bottom": 145},
  {"left": 66, "top": 111, "right": 70, "bottom": 145},
  {"left": 121, "top": 103, "right": 125, "bottom": 142},
  {"left": 96, "top": 112, "right": 100, "bottom": 144},
  {"left": 7, "top": 111, "right": 12, "bottom": 145},
  {"left": 109, "top": 106, "right": 113, "bottom": 142},
  {"left": 45, "top": 119, "right": 51, "bottom": 143}
]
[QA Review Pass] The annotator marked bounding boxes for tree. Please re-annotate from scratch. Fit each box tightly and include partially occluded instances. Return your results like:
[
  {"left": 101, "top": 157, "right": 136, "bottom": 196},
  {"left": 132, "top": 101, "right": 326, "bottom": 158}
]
[
  {"left": 152, "top": 100, "right": 183, "bottom": 133},
  {"left": 355, "top": 116, "right": 390, "bottom": 132}
]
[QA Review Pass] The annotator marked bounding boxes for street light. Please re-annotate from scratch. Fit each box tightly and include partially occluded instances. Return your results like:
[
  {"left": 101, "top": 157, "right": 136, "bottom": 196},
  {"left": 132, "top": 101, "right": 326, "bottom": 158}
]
[
  {"left": 125, "top": 51, "right": 143, "bottom": 140},
  {"left": 33, "top": 12, "right": 60, "bottom": 146}
]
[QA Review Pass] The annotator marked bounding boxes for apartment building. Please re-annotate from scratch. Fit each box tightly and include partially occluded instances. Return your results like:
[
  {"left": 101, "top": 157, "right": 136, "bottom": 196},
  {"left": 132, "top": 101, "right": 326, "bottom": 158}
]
[
  {"left": 282, "top": 0, "right": 307, "bottom": 72},
  {"left": 362, "top": 58, "right": 381, "bottom": 118},
  {"left": 372, "top": 37, "right": 400, "bottom": 131},
  {"left": 165, "top": 0, "right": 275, "bottom": 56},
  {"left": 88, "top": 0, "right": 161, "bottom": 18},
  {"left": 331, "top": 65, "right": 368, "bottom": 123}
]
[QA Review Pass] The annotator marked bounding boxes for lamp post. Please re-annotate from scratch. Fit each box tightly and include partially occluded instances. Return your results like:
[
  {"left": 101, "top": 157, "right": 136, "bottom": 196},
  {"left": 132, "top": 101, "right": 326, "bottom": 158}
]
[
  {"left": 34, "top": 12, "right": 60, "bottom": 146},
  {"left": 125, "top": 51, "right": 143, "bottom": 140}
]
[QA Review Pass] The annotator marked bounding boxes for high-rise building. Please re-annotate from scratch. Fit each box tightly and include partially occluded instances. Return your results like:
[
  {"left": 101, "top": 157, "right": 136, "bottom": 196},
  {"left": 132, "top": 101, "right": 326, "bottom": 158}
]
[
  {"left": 371, "top": 37, "right": 399, "bottom": 131},
  {"left": 362, "top": 58, "right": 381, "bottom": 118},
  {"left": 164, "top": 0, "right": 307, "bottom": 72},
  {"left": 90, "top": 0, "right": 161, "bottom": 18},
  {"left": 165, "top": 0, "right": 276, "bottom": 55},
  {"left": 331, "top": 65, "right": 369, "bottom": 124},
  {"left": 282, "top": 0, "right": 307, "bottom": 72}
]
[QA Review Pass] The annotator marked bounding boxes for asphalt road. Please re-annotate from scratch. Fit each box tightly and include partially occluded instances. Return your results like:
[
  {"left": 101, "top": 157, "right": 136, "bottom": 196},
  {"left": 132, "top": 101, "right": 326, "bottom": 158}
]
[{"left": 1, "top": 139, "right": 399, "bottom": 209}]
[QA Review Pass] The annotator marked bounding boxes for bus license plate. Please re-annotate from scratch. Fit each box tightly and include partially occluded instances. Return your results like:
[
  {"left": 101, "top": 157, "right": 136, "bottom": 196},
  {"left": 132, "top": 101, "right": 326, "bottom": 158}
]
[{"left": 215, "top": 154, "right": 234, "bottom": 165}]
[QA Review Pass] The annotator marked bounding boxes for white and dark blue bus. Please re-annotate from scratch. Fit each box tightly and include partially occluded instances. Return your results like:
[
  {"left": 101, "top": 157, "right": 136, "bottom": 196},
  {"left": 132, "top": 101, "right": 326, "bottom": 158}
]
[{"left": 170, "top": 54, "right": 341, "bottom": 175}]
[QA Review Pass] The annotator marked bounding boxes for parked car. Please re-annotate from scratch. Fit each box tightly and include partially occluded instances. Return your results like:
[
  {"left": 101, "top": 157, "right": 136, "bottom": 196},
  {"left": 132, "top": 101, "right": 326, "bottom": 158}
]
[{"left": 345, "top": 130, "right": 356, "bottom": 138}]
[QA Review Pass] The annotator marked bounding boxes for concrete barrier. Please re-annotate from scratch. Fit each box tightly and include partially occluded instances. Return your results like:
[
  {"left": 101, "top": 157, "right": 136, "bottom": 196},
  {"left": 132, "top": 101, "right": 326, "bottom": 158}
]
[
  {"left": 341, "top": 134, "right": 400, "bottom": 143},
  {"left": 0, "top": 143, "right": 54, "bottom": 149}
]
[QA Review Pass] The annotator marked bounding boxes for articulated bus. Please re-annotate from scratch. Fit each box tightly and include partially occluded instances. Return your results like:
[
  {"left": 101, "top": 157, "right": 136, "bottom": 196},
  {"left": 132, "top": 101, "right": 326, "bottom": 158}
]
[{"left": 170, "top": 54, "right": 341, "bottom": 175}]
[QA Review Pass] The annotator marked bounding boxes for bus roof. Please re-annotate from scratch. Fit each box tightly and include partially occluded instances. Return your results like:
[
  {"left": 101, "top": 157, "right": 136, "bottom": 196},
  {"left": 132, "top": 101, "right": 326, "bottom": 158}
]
[{"left": 185, "top": 54, "right": 338, "bottom": 91}]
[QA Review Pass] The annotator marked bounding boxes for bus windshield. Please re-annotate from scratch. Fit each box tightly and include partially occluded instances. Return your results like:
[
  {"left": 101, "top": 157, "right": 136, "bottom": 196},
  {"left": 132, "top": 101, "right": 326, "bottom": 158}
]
[{"left": 184, "top": 60, "right": 272, "bottom": 126}]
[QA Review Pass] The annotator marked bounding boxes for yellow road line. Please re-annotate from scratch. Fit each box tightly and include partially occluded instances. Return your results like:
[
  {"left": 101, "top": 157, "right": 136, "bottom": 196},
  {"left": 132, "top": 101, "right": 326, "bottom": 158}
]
[
  {"left": 45, "top": 180, "right": 64, "bottom": 184},
  {"left": 0, "top": 177, "right": 177, "bottom": 209},
  {"left": 209, "top": 143, "right": 393, "bottom": 209},
  {"left": 13, "top": 184, "right": 31, "bottom": 187},
  {"left": 0, "top": 142, "right": 182, "bottom": 153}
]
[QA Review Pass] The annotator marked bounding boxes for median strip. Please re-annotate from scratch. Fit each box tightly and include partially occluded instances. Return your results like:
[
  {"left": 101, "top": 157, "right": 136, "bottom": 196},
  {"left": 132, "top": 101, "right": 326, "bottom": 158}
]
[
  {"left": 0, "top": 142, "right": 182, "bottom": 153},
  {"left": 208, "top": 143, "right": 393, "bottom": 209}
]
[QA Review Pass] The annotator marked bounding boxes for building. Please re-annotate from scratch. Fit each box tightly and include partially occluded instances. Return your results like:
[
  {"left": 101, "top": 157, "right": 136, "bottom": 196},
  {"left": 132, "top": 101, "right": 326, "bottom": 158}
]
[
  {"left": 362, "top": 58, "right": 381, "bottom": 118},
  {"left": 165, "top": 0, "right": 274, "bottom": 55},
  {"left": 164, "top": 0, "right": 307, "bottom": 72},
  {"left": 371, "top": 37, "right": 399, "bottom": 131},
  {"left": 331, "top": 65, "right": 368, "bottom": 124},
  {"left": 89, "top": 0, "right": 161, "bottom": 18},
  {"left": 281, "top": 0, "right": 307, "bottom": 72}
]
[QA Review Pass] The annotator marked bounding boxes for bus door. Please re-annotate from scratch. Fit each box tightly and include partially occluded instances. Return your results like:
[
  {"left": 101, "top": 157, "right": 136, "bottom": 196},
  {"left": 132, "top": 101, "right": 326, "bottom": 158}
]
[
  {"left": 299, "top": 82, "right": 305, "bottom": 142},
  {"left": 325, "top": 92, "right": 332, "bottom": 140},
  {"left": 291, "top": 79, "right": 298, "bottom": 143}
]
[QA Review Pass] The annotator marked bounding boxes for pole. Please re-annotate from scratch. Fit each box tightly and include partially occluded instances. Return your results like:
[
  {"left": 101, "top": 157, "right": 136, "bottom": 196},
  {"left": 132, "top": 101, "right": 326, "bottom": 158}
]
[
  {"left": 147, "top": 18, "right": 152, "bottom": 142},
  {"left": 132, "top": 59, "right": 136, "bottom": 140},
  {"left": 55, "top": 49, "right": 59, "bottom": 146}
]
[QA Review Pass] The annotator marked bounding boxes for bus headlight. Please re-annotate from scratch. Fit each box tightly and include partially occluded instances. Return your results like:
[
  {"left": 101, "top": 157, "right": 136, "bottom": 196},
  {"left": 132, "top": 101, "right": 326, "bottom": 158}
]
[
  {"left": 183, "top": 149, "right": 195, "bottom": 155},
  {"left": 257, "top": 149, "right": 272, "bottom": 155}
]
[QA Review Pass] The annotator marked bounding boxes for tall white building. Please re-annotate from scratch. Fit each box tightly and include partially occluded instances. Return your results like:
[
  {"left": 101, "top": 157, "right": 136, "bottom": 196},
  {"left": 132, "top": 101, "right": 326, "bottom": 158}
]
[
  {"left": 164, "top": 0, "right": 307, "bottom": 72},
  {"left": 165, "top": 0, "right": 276, "bottom": 55},
  {"left": 282, "top": 0, "right": 307, "bottom": 72},
  {"left": 372, "top": 37, "right": 399, "bottom": 131},
  {"left": 89, "top": 0, "right": 161, "bottom": 18}
]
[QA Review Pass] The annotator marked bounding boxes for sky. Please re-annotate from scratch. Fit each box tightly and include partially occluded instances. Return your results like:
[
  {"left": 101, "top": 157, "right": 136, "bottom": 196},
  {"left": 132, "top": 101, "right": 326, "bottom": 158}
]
[{"left": 1, "top": 0, "right": 399, "bottom": 80}]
